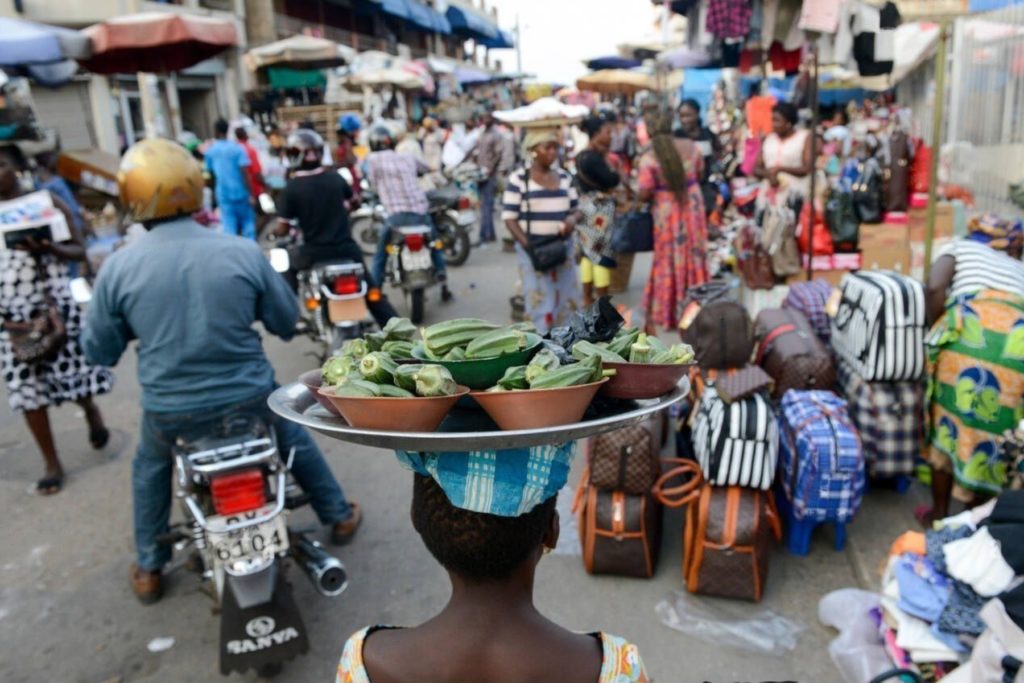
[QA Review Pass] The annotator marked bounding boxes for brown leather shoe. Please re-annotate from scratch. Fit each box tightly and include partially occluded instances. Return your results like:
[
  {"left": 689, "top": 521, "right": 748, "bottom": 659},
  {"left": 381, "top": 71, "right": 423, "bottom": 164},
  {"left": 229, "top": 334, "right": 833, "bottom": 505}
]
[
  {"left": 130, "top": 564, "right": 163, "bottom": 605},
  {"left": 330, "top": 503, "right": 362, "bottom": 546}
]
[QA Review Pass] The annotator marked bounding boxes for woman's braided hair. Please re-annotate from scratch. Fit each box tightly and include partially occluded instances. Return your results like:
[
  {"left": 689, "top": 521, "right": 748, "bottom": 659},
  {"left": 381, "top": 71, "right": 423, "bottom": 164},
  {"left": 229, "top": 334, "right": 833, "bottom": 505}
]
[
  {"left": 645, "top": 109, "right": 688, "bottom": 206},
  {"left": 411, "top": 473, "right": 557, "bottom": 580}
]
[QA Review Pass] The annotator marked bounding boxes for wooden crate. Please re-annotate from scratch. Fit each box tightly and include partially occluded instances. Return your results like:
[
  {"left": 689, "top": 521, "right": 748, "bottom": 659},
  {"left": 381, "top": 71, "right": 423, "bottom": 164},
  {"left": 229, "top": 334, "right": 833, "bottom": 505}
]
[{"left": 275, "top": 104, "right": 359, "bottom": 148}]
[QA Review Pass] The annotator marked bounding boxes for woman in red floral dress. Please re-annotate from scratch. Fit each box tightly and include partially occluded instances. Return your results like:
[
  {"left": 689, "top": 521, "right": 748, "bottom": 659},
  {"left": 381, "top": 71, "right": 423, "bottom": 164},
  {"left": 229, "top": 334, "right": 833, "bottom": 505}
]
[{"left": 637, "top": 110, "right": 709, "bottom": 332}]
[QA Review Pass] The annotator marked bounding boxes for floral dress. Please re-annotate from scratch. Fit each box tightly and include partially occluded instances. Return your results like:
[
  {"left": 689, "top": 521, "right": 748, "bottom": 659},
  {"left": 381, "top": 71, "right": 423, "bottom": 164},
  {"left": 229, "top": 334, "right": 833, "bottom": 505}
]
[
  {"left": 336, "top": 627, "right": 650, "bottom": 683},
  {"left": 637, "top": 146, "right": 709, "bottom": 330}
]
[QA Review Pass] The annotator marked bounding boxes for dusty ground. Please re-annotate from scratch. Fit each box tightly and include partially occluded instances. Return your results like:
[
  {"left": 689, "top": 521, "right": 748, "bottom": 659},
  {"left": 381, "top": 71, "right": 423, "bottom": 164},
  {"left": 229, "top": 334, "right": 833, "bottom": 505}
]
[{"left": 0, "top": 239, "right": 924, "bottom": 683}]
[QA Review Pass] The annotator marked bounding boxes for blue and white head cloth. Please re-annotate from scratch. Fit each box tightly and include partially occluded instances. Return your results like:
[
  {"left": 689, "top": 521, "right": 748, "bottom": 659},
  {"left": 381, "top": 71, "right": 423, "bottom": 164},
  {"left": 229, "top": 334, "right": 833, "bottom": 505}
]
[{"left": 395, "top": 442, "right": 576, "bottom": 517}]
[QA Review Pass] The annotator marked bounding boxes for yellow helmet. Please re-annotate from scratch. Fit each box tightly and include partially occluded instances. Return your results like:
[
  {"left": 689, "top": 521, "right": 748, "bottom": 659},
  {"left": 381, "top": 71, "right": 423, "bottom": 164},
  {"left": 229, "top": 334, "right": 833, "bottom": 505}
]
[{"left": 118, "top": 138, "right": 203, "bottom": 222}]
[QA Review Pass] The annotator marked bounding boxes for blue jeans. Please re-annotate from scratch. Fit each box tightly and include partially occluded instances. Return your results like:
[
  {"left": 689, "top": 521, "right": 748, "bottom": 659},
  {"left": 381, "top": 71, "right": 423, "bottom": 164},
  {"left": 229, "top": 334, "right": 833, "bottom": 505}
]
[
  {"left": 372, "top": 211, "right": 447, "bottom": 286},
  {"left": 479, "top": 175, "right": 497, "bottom": 242},
  {"left": 220, "top": 199, "right": 256, "bottom": 240},
  {"left": 133, "top": 390, "right": 352, "bottom": 571}
]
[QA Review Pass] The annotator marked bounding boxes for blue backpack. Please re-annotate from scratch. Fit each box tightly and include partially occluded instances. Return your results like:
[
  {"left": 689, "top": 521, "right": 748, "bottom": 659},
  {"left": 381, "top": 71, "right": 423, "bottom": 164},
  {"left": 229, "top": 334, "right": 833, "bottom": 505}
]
[{"left": 778, "top": 390, "right": 865, "bottom": 524}]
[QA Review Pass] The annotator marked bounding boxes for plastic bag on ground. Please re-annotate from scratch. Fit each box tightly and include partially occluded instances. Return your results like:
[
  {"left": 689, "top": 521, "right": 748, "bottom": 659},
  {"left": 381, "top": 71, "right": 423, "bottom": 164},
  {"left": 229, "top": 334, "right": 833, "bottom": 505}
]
[
  {"left": 818, "top": 588, "right": 893, "bottom": 683},
  {"left": 655, "top": 590, "right": 804, "bottom": 654},
  {"left": 548, "top": 296, "right": 624, "bottom": 353}
]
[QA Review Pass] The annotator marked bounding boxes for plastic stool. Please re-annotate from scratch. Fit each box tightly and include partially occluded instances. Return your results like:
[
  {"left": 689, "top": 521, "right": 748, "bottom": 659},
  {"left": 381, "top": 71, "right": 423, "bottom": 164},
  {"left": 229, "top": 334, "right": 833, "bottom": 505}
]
[{"left": 775, "top": 489, "right": 848, "bottom": 557}]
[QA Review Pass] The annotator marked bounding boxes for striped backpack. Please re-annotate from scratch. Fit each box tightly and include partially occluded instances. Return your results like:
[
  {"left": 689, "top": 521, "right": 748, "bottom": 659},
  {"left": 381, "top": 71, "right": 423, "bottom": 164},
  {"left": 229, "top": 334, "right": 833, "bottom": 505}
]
[
  {"left": 778, "top": 390, "right": 866, "bottom": 524},
  {"left": 692, "top": 386, "right": 778, "bottom": 490}
]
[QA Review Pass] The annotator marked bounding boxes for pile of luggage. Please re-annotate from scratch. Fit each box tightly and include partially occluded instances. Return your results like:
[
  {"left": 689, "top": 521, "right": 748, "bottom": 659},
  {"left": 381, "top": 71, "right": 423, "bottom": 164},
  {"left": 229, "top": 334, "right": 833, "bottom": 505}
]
[{"left": 573, "top": 270, "right": 930, "bottom": 603}]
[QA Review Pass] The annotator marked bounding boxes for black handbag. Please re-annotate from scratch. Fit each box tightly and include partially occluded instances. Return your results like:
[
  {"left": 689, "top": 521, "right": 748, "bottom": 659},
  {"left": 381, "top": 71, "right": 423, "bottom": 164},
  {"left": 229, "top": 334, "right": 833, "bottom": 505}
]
[
  {"left": 852, "top": 161, "right": 883, "bottom": 224},
  {"left": 521, "top": 169, "right": 567, "bottom": 272},
  {"left": 611, "top": 206, "right": 654, "bottom": 253},
  {"left": 825, "top": 189, "right": 860, "bottom": 251}
]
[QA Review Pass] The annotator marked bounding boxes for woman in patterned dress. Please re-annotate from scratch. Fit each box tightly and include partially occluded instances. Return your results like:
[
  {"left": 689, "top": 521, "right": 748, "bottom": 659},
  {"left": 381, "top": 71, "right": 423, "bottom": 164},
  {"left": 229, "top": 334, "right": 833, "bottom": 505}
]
[
  {"left": 0, "top": 145, "right": 112, "bottom": 494},
  {"left": 636, "top": 109, "right": 709, "bottom": 332},
  {"left": 336, "top": 473, "right": 649, "bottom": 683}
]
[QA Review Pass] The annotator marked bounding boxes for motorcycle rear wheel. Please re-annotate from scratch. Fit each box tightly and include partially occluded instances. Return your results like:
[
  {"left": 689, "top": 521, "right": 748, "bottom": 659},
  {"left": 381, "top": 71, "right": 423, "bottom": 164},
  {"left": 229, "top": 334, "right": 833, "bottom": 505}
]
[
  {"left": 409, "top": 288, "right": 425, "bottom": 325},
  {"left": 352, "top": 216, "right": 380, "bottom": 256},
  {"left": 440, "top": 220, "right": 471, "bottom": 267}
]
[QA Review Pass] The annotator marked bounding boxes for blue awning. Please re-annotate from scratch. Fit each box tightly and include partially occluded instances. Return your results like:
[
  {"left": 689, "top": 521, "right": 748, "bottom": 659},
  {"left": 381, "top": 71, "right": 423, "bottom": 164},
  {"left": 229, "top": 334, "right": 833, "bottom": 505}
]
[
  {"left": 445, "top": 4, "right": 499, "bottom": 41},
  {"left": 357, "top": 0, "right": 451, "bottom": 34},
  {"left": 479, "top": 28, "right": 514, "bottom": 49}
]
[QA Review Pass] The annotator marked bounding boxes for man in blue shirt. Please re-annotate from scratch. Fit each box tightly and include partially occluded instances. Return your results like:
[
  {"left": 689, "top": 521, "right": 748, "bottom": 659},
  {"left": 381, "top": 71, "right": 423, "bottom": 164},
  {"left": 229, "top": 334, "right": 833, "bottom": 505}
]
[
  {"left": 82, "top": 139, "right": 360, "bottom": 604},
  {"left": 204, "top": 118, "right": 256, "bottom": 240}
]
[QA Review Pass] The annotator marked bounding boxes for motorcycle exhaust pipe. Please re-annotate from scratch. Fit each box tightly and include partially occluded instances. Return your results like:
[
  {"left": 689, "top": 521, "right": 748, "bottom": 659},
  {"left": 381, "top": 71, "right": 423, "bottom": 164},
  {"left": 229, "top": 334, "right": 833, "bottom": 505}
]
[{"left": 290, "top": 533, "right": 348, "bottom": 597}]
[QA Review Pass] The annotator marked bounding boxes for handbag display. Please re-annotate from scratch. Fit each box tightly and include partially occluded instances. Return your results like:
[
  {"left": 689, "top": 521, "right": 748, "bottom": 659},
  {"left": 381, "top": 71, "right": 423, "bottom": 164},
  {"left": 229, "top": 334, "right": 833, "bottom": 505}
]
[
  {"left": 681, "top": 300, "right": 755, "bottom": 371},
  {"left": 610, "top": 206, "right": 654, "bottom": 253},
  {"left": 586, "top": 424, "right": 659, "bottom": 495},
  {"left": 910, "top": 142, "right": 931, "bottom": 194},
  {"left": 575, "top": 481, "right": 663, "bottom": 578},
  {"left": 797, "top": 203, "right": 834, "bottom": 256},
  {"left": 733, "top": 221, "right": 775, "bottom": 290},
  {"left": 754, "top": 307, "right": 836, "bottom": 399},
  {"left": 519, "top": 168, "right": 567, "bottom": 272},
  {"left": 761, "top": 205, "right": 801, "bottom": 277},
  {"left": 887, "top": 130, "right": 911, "bottom": 212},
  {"left": 831, "top": 271, "right": 926, "bottom": 382},
  {"left": 852, "top": 161, "right": 883, "bottom": 224},
  {"left": 692, "top": 386, "right": 779, "bottom": 490},
  {"left": 654, "top": 462, "right": 780, "bottom": 602},
  {"left": 825, "top": 189, "right": 860, "bottom": 251},
  {"left": 4, "top": 305, "right": 66, "bottom": 365}
]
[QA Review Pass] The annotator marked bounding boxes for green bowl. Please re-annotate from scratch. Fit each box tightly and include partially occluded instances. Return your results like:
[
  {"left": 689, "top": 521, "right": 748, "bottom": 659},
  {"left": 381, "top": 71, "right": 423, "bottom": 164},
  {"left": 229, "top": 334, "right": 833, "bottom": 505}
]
[{"left": 409, "top": 333, "right": 543, "bottom": 390}]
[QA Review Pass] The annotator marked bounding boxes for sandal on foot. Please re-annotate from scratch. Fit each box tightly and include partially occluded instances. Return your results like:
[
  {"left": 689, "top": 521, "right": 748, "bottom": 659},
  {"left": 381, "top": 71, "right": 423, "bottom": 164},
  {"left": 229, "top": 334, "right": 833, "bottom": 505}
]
[
  {"left": 914, "top": 504, "right": 935, "bottom": 529},
  {"left": 36, "top": 474, "right": 64, "bottom": 495},
  {"left": 90, "top": 426, "right": 110, "bottom": 450}
]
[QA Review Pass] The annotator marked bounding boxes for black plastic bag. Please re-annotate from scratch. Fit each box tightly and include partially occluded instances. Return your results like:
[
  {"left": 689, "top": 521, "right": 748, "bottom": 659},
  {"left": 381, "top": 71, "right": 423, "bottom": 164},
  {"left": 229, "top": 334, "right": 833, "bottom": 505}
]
[{"left": 547, "top": 296, "right": 624, "bottom": 352}]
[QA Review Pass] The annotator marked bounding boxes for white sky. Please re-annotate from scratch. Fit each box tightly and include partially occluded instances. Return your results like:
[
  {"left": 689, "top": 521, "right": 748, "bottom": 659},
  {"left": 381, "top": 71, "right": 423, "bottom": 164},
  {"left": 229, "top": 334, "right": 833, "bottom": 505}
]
[{"left": 482, "top": 0, "right": 661, "bottom": 85}]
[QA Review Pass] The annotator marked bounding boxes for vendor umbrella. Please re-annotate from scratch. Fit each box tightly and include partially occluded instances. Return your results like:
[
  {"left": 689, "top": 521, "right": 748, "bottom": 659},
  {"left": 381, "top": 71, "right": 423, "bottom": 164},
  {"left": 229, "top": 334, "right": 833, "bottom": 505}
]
[
  {"left": 245, "top": 35, "right": 355, "bottom": 72},
  {"left": 584, "top": 55, "right": 642, "bottom": 70},
  {"left": 79, "top": 12, "right": 237, "bottom": 74},
  {"left": 577, "top": 69, "right": 681, "bottom": 95},
  {"left": 0, "top": 17, "right": 92, "bottom": 66}
]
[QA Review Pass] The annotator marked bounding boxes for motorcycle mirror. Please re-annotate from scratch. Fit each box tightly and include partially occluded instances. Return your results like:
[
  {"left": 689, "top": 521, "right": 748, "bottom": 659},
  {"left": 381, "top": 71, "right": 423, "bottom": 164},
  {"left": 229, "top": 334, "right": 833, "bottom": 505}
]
[
  {"left": 258, "top": 192, "right": 276, "bottom": 214},
  {"left": 269, "top": 248, "right": 291, "bottom": 274},
  {"left": 338, "top": 168, "right": 354, "bottom": 185},
  {"left": 69, "top": 277, "right": 93, "bottom": 304}
]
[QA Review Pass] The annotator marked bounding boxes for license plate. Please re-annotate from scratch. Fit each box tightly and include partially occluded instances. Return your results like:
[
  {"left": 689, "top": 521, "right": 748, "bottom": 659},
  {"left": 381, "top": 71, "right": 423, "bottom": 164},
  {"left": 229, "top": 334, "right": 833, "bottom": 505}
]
[
  {"left": 328, "top": 298, "right": 368, "bottom": 323},
  {"left": 207, "top": 506, "right": 289, "bottom": 565},
  {"left": 401, "top": 248, "right": 432, "bottom": 271},
  {"left": 455, "top": 210, "right": 477, "bottom": 226}
]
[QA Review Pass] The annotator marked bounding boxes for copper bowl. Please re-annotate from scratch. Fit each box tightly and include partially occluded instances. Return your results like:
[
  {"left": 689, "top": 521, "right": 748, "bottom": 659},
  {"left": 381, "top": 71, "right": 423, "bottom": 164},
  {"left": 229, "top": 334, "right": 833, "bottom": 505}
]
[
  {"left": 600, "top": 362, "right": 693, "bottom": 400},
  {"left": 317, "top": 385, "right": 471, "bottom": 432},
  {"left": 299, "top": 369, "right": 341, "bottom": 417},
  {"left": 469, "top": 378, "right": 609, "bottom": 430}
]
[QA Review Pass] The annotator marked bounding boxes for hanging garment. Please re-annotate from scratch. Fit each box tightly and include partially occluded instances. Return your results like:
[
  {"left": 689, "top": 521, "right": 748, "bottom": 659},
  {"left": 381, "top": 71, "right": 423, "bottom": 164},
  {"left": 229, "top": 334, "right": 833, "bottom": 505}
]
[
  {"left": 799, "top": 0, "right": 843, "bottom": 33},
  {"left": 834, "top": 0, "right": 902, "bottom": 77},
  {"left": 707, "top": 0, "right": 753, "bottom": 39},
  {"left": 745, "top": 95, "right": 777, "bottom": 138},
  {"left": 768, "top": 41, "right": 803, "bottom": 73}
]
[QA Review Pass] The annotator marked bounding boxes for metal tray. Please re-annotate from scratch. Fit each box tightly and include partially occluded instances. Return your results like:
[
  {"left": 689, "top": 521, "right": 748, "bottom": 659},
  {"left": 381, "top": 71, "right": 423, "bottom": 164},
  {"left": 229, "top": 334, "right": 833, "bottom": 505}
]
[{"left": 268, "top": 379, "right": 689, "bottom": 451}]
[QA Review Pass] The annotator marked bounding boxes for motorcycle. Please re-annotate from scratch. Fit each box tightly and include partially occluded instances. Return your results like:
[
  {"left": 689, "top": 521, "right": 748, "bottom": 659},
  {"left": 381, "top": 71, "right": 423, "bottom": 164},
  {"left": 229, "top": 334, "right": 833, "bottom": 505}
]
[
  {"left": 383, "top": 218, "right": 443, "bottom": 325},
  {"left": 267, "top": 232, "right": 377, "bottom": 359},
  {"left": 352, "top": 179, "right": 476, "bottom": 267},
  {"left": 68, "top": 281, "right": 345, "bottom": 678}
]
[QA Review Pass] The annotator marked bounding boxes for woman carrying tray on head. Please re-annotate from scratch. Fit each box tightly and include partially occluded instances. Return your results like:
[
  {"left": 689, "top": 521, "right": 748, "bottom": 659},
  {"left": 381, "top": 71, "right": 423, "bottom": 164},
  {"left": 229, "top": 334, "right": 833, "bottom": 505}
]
[{"left": 336, "top": 446, "right": 650, "bottom": 683}]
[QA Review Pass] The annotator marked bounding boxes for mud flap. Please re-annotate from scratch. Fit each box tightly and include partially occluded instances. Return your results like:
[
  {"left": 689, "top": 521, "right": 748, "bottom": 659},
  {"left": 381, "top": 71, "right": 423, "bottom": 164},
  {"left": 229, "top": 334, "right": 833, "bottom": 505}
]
[{"left": 219, "top": 570, "right": 309, "bottom": 675}]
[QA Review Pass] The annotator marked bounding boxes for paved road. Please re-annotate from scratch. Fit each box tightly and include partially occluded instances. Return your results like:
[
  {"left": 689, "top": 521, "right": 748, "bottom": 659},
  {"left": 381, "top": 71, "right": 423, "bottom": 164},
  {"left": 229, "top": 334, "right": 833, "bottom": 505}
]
[{"left": 0, "top": 240, "right": 923, "bottom": 683}]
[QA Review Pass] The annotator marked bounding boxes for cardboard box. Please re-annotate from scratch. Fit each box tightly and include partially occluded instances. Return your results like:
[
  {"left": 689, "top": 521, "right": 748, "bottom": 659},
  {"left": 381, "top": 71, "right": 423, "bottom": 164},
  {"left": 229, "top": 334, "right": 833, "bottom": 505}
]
[
  {"left": 786, "top": 269, "right": 849, "bottom": 287},
  {"left": 908, "top": 203, "right": 954, "bottom": 241},
  {"left": 859, "top": 223, "right": 912, "bottom": 274}
]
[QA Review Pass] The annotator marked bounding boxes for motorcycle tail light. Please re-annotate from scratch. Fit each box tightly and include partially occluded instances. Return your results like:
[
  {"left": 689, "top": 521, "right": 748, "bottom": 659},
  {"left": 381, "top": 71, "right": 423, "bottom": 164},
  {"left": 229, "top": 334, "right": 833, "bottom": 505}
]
[
  {"left": 210, "top": 468, "right": 266, "bottom": 516},
  {"left": 330, "top": 273, "right": 361, "bottom": 295},
  {"left": 404, "top": 233, "right": 425, "bottom": 252},
  {"left": 457, "top": 196, "right": 472, "bottom": 210}
]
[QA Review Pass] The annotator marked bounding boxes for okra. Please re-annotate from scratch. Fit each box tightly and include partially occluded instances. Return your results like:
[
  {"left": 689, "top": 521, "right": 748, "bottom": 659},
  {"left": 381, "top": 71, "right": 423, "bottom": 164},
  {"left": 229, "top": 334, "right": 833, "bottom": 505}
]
[{"left": 359, "top": 352, "right": 398, "bottom": 384}]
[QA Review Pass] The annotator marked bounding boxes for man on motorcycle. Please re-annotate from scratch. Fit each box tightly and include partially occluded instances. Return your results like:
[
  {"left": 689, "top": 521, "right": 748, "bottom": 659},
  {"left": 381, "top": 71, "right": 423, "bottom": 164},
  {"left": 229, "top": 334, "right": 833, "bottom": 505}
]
[
  {"left": 365, "top": 125, "right": 452, "bottom": 302},
  {"left": 335, "top": 113, "right": 363, "bottom": 200},
  {"left": 82, "top": 139, "right": 362, "bottom": 605},
  {"left": 275, "top": 129, "right": 397, "bottom": 327}
]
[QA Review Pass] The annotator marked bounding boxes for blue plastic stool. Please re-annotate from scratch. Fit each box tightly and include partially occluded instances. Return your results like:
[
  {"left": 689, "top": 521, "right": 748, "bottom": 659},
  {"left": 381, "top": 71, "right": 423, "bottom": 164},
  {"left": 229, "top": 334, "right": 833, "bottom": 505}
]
[{"left": 775, "top": 489, "right": 848, "bottom": 557}]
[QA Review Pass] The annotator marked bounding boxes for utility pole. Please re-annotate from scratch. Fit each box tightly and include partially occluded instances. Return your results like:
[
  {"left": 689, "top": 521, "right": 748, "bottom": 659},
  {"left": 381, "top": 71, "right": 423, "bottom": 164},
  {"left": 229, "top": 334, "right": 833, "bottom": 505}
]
[{"left": 515, "top": 13, "right": 522, "bottom": 73}]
